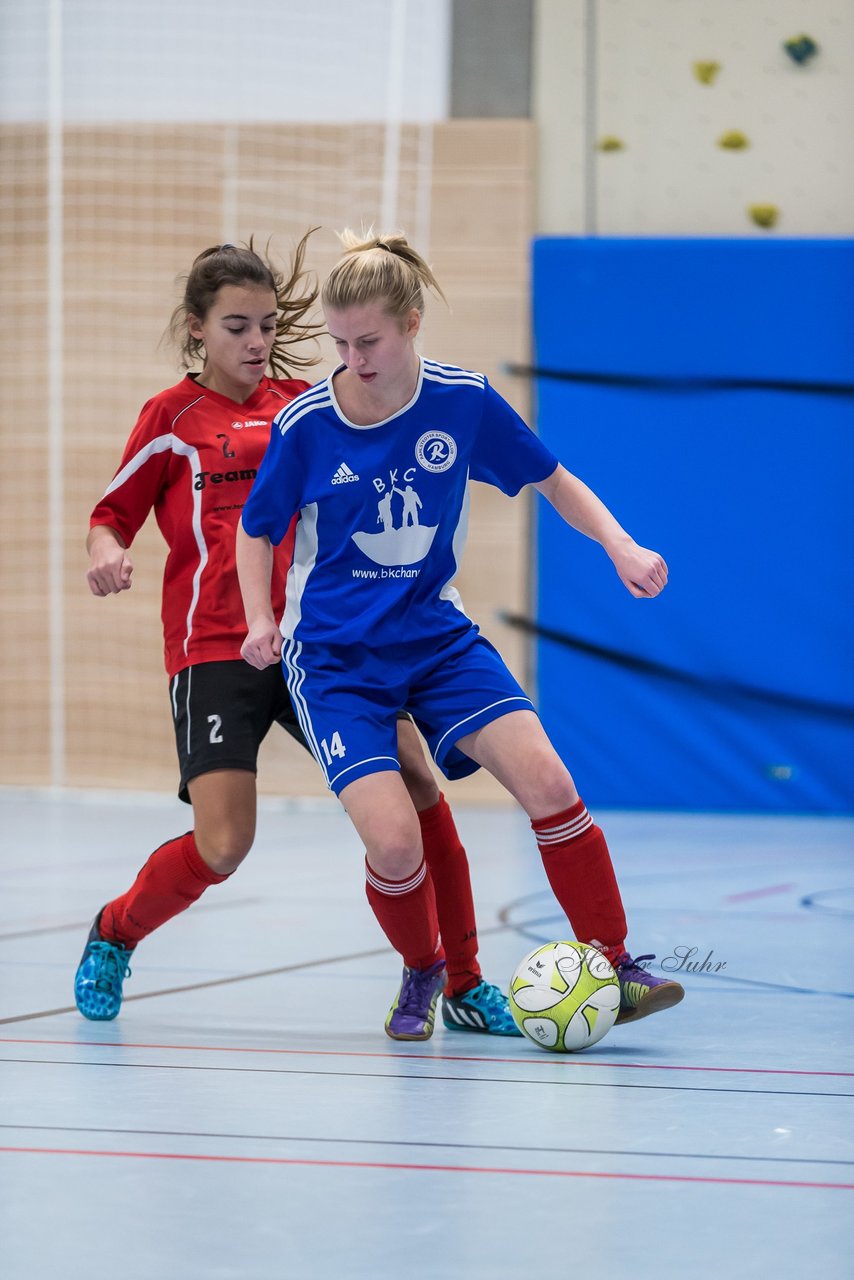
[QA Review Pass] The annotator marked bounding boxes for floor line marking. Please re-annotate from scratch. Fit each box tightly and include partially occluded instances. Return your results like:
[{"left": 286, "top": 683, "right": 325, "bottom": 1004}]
[
  {"left": 0, "top": 897, "right": 266, "bottom": 942},
  {"left": 724, "top": 883, "right": 796, "bottom": 903},
  {"left": 1, "top": 1145, "right": 851, "bottom": 1190},
  {"left": 0, "top": 923, "right": 509, "bottom": 1025},
  {"left": 0, "top": 945, "right": 394, "bottom": 1024},
  {"left": 3, "top": 1123, "right": 851, "bottom": 1168},
  {"left": 2, "top": 917, "right": 851, "bottom": 1023},
  {"left": 3, "top": 1056, "right": 851, "bottom": 1098},
  {"left": 1, "top": 1036, "right": 850, "bottom": 1078}
]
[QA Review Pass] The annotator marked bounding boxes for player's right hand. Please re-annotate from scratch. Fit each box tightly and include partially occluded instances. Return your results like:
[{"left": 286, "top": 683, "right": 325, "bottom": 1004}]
[
  {"left": 240, "top": 619, "right": 282, "bottom": 669},
  {"left": 86, "top": 547, "right": 134, "bottom": 596}
]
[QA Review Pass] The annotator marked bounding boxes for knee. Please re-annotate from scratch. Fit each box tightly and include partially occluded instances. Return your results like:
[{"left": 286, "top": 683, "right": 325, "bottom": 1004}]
[
  {"left": 365, "top": 817, "right": 423, "bottom": 882},
  {"left": 523, "top": 754, "right": 579, "bottom": 819},
  {"left": 195, "top": 824, "right": 255, "bottom": 876}
]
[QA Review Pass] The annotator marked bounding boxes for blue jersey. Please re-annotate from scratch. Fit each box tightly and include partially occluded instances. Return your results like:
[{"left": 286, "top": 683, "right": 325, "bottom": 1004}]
[{"left": 241, "top": 357, "right": 558, "bottom": 646}]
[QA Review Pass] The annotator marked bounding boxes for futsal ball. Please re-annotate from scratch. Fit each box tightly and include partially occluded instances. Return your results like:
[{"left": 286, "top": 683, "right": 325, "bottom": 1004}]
[{"left": 509, "top": 941, "right": 620, "bottom": 1052}]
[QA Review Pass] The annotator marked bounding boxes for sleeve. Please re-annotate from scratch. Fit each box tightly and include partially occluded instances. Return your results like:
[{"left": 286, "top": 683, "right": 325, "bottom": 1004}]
[
  {"left": 240, "top": 411, "right": 304, "bottom": 546},
  {"left": 89, "top": 396, "right": 175, "bottom": 545},
  {"left": 469, "top": 381, "right": 559, "bottom": 496}
]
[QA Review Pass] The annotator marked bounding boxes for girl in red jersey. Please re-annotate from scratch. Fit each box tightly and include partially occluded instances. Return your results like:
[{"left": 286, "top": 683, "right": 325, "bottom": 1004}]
[{"left": 74, "top": 234, "right": 519, "bottom": 1039}]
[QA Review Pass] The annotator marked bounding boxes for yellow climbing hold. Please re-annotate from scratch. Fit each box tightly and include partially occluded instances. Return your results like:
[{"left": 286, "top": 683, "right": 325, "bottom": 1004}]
[
  {"left": 693, "top": 60, "right": 721, "bottom": 85},
  {"left": 596, "top": 136, "right": 625, "bottom": 152},
  {"left": 718, "top": 130, "right": 749, "bottom": 150},
  {"left": 748, "top": 204, "right": 779, "bottom": 229}
]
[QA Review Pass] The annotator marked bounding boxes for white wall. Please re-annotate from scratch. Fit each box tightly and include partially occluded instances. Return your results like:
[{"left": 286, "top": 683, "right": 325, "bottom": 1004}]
[{"left": 0, "top": 0, "right": 451, "bottom": 123}]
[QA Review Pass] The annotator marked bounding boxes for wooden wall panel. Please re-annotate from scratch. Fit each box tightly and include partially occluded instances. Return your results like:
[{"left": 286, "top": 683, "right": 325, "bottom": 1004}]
[
  {"left": 0, "top": 126, "right": 51, "bottom": 784},
  {"left": 1, "top": 120, "right": 535, "bottom": 805}
]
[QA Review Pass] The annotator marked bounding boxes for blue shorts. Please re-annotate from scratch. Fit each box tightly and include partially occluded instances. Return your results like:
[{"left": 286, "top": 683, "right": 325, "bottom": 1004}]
[{"left": 282, "top": 626, "right": 536, "bottom": 795}]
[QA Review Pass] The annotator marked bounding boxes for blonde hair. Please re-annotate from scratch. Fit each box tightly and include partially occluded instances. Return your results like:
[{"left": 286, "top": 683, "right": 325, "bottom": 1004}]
[
  {"left": 321, "top": 229, "right": 446, "bottom": 323},
  {"left": 168, "top": 227, "right": 323, "bottom": 377}
]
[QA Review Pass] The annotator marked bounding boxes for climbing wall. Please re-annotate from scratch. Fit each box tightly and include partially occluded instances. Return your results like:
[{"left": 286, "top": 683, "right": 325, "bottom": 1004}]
[{"left": 591, "top": 0, "right": 853, "bottom": 235}]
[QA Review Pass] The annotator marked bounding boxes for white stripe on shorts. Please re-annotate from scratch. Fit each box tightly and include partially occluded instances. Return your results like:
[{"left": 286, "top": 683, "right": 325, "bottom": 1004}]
[
  {"left": 185, "top": 665, "right": 193, "bottom": 755},
  {"left": 281, "top": 639, "right": 326, "bottom": 781},
  {"left": 433, "top": 695, "right": 534, "bottom": 763}
]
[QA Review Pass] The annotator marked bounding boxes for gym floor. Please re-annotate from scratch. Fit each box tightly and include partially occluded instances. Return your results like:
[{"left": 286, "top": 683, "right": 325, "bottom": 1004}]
[{"left": 1, "top": 788, "right": 852, "bottom": 1279}]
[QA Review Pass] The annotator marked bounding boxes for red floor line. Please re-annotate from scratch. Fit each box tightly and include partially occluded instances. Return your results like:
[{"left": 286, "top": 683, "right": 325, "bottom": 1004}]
[
  {"left": 1, "top": 1145, "right": 851, "bottom": 1190},
  {"left": 0, "top": 1036, "right": 850, "bottom": 1078},
  {"left": 724, "top": 883, "right": 796, "bottom": 903}
]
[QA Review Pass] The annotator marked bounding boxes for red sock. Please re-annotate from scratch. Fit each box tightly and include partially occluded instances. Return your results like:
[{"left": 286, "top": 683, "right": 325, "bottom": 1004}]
[
  {"left": 418, "top": 794, "right": 481, "bottom": 997},
  {"left": 364, "top": 858, "right": 444, "bottom": 972},
  {"left": 100, "top": 831, "right": 229, "bottom": 949},
  {"left": 531, "top": 800, "right": 627, "bottom": 963}
]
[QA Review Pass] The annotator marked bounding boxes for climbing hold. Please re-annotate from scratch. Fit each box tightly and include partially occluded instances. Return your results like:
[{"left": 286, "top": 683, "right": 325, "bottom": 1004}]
[
  {"left": 747, "top": 204, "right": 779, "bottom": 229},
  {"left": 718, "top": 130, "right": 749, "bottom": 150},
  {"left": 692, "top": 60, "right": 721, "bottom": 85},
  {"left": 596, "top": 136, "right": 625, "bottom": 152},
  {"left": 783, "top": 35, "right": 819, "bottom": 65}
]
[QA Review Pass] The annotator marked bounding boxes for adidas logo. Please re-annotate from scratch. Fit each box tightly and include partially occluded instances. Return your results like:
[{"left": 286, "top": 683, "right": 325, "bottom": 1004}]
[{"left": 331, "top": 462, "right": 360, "bottom": 485}]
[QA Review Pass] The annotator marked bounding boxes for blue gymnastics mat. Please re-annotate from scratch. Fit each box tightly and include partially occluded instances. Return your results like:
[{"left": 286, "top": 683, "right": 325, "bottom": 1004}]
[{"left": 531, "top": 238, "right": 854, "bottom": 812}]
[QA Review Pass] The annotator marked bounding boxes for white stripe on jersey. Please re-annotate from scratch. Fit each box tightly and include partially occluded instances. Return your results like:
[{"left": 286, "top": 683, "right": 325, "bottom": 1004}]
[
  {"left": 102, "top": 431, "right": 175, "bottom": 498},
  {"left": 274, "top": 385, "right": 333, "bottom": 435},
  {"left": 438, "top": 468, "right": 470, "bottom": 616},
  {"left": 267, "top": 384, "right": 296, "bottom": 403},
  {"left": 101, "top": 419, "right": 208, "bottom": 660},
  {"left": 283, "top": 502, "right": 319, "bottom": 638},
  {"left": 170, "top": 437, "right": 208, "bottom": 657},
  {"left": 422, "top": 359, "right": 485, "bottom": 390}
]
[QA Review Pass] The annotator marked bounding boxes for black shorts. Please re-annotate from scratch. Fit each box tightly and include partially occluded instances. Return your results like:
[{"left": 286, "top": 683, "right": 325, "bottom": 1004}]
[{"left": 169, "top": 660, "right": 308, "bottom": 803}]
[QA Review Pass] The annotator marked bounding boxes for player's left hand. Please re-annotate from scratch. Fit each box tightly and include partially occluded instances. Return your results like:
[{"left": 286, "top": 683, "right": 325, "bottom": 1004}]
[
  {"left": 240, "top": 618, "right": 282, "bottom": 669},
  {"left": 610, "top": 541, "right": 668, "bottom": 598}
]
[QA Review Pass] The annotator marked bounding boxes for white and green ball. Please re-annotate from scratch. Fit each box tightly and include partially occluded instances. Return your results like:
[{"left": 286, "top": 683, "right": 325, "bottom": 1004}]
[{"left": 509, "top": 941, "right": 620, "bottom": 1052}]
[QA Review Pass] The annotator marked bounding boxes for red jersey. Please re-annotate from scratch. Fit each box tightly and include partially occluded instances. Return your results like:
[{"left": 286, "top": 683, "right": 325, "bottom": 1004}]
[{"left": 90, "top": 374, "right": 310, "bottom": 677}]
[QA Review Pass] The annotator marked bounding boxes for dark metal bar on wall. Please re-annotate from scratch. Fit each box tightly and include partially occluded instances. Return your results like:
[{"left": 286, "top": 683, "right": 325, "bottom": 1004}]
[
  {"left": 502, "top": 613, "right": 854, "bottom": 723},
  {"left": 584, "top": 0, "right": 597, "bottom": 235},
  {"left": 505, "top": 362, "right": 854, "bottom": 398}
]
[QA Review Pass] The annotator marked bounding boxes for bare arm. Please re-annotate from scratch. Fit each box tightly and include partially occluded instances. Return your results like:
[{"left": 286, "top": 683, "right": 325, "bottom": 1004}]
[
  {"left": 534, "top": 464, "right": 668, "bottom": 599},
  {"left": 86, "top": 525, "right": 134, "bottom": 596},
  {"left": 236, "top": 519, "right": 282, "bottom": 668}
]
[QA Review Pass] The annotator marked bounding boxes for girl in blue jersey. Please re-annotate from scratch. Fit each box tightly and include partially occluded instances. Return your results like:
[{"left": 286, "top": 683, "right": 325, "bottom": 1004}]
[{"left": 237, "top": 230, "right": 685, "bottom": 1040}]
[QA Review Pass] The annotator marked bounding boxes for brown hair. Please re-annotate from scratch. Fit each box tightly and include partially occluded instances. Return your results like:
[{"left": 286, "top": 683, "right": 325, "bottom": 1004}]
[
  {"left": 321, "top": 229, "right": 446, "bottom": 323},
  {"left": 168, "top": 228, "right": 322, "bottom": 377}
]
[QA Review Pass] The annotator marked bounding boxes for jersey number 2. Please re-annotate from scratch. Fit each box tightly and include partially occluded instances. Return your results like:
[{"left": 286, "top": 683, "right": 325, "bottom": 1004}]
[
  {"left": 208, "top": 714, "right": 223, "bottom": 744},
  {"left": 320, "top": 732, "right": 345, "bottom": 764}
]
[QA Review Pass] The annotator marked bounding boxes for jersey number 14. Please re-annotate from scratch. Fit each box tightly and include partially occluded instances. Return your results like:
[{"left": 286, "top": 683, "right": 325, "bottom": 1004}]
[{"left": 320, "top": 732, "right": 346, "bottom": 765}]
